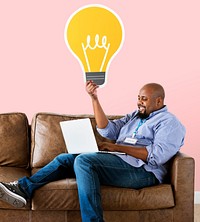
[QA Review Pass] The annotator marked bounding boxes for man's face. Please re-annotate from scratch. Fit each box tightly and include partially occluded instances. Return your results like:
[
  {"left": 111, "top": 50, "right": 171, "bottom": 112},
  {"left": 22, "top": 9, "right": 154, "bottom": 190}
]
[{"left": 137, "top": 87, "right": 159, "bottom": 119}]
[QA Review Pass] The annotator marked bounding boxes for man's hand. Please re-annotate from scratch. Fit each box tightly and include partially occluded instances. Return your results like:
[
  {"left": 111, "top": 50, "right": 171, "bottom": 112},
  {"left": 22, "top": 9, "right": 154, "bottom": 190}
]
[
  {"left": 85, "top": 80, "right": 99, "bottom": 100},
  {"left": 98, "top": 142, "right": 120, "bottom": 152}
]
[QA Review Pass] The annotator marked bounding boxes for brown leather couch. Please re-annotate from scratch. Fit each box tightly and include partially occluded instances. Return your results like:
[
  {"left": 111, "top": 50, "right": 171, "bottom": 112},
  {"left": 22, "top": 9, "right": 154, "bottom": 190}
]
[{"left": 0, "top": 112, "right": 195, "bottom": 222}]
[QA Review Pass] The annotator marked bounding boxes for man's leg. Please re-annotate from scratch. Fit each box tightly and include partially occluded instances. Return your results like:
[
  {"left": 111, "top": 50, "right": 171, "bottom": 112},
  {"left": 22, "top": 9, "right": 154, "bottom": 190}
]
[
  {"left": 19, "top": 153, "right": 77, "bottom": 198},
  {"left": 0, "top": 153, "right": 76, "bottom": 207},
  {"left": 74, "top": 153, "right": 158, "bottom": 222}
]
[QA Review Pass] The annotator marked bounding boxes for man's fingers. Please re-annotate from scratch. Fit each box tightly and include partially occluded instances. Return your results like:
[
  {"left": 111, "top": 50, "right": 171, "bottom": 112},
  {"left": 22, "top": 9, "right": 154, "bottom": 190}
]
[{"left": 87, "top": 83, "right": 99, "bottom": 93}]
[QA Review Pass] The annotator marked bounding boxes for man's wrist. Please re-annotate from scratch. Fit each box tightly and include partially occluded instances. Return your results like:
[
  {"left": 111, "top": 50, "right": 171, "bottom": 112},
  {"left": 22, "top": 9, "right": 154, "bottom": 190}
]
[{"left": 91, "top": 95, "right": 98, "bottom": 101}]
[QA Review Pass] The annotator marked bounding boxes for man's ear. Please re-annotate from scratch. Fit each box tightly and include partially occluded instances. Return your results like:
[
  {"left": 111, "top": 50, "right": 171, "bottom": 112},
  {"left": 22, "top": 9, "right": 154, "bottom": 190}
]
[{"left": 156, "top": 97, "right": 163, "bottom": 107}]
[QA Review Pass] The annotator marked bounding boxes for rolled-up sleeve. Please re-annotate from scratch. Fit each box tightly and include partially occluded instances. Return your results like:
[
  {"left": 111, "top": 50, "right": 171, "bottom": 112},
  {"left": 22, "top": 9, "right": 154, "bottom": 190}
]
[
  {"left": 97, "top": 120, "right": 118, "bottom": 140},
  {"left": 97, "top": 113, "right": 134, "bottom": 141}
]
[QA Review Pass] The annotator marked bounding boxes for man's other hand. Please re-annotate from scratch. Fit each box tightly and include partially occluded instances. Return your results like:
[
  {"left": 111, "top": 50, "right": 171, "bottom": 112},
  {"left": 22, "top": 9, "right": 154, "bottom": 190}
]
[{"left": 85, "top": 80, "right": 99, "bottom": 100}]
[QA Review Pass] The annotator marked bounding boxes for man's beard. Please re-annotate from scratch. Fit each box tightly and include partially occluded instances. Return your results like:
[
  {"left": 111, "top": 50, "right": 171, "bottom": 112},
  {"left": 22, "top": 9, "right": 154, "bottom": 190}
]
[{"left": 137, "top": 111, "right": 149, "bottom": 119}]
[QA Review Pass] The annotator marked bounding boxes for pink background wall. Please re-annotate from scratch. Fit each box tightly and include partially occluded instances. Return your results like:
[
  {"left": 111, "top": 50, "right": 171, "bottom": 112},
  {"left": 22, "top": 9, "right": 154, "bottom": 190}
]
[{"left": 0, "top": 1, "right": 199, "bottom": 191}]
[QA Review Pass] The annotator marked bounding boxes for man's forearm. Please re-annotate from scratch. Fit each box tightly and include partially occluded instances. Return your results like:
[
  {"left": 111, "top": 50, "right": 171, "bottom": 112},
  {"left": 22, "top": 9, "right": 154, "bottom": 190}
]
[
  {"left": 115, "top": 144, "right": 148, "bottom": 161},
  {"left": 99, "top": 142, "right": 148, "bottom": 162},
  {"left": 92, "top": 97, "right": 109, "bottom": 129}
]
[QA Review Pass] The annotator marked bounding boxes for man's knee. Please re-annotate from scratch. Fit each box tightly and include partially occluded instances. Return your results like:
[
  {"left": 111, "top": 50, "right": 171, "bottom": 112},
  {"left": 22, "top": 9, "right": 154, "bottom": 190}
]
[
  {"left": 74, "top": 154, "right": 86, "bottom": 166},
  {"left": 74, "top": 154, "right": 94, "bottom": 171},
  {"left": 54, "top": 153, "right": 67, "bottom": 161},
  {"left": 53, "top": 153, "right": 75, "bottom": 166}
]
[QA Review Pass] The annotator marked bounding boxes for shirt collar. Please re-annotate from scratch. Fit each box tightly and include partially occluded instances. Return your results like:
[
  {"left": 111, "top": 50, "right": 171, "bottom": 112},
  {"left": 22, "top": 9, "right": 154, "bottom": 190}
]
[{"left": 148, "top": 105, "right": 167, "bottom": 119}]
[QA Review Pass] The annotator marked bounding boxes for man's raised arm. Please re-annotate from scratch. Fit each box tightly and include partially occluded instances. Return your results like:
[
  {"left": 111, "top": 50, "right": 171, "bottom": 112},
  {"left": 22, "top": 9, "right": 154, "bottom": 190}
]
[{"left": 85, "top": 81, "right": 108, "bottom": 129}]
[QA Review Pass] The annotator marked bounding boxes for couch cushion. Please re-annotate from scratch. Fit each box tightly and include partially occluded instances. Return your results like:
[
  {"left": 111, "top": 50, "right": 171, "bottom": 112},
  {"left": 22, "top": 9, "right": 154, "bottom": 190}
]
[
  {"left": 0, "top": 113, "right": 29, "bottom": 168},
  {"left": 0, "top": 166, "right": 30, "bottom": 210},
  {"left": 31, "top": 113, "right": 116, "bottom": 168},
  {"left": 31, "top": 178, "right": 174, "bottom": 211}
]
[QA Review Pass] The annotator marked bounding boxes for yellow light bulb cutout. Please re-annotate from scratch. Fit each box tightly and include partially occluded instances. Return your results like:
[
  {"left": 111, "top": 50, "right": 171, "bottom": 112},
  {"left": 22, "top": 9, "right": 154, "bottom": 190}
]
[{"left": 64, "top": 4, "right": 124, "bottom": 87}]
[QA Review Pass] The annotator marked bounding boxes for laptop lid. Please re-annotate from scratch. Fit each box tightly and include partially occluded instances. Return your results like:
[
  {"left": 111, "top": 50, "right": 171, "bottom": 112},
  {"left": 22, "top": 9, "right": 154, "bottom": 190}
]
[{"left": 60, "top": 118, "right": 99, "bottom": 154}]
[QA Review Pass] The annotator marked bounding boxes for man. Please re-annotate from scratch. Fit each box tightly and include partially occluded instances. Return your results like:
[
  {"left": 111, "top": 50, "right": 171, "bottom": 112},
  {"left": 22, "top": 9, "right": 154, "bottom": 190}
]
[{"left": 0, "top": 82, "right": 185, "bottom": 222}]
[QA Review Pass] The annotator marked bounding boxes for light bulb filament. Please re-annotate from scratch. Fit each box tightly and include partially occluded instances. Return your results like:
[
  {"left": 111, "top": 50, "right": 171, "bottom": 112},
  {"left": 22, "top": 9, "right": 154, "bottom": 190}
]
[{"left": 81, "top": 34, "right": 110, "bottom": 72}]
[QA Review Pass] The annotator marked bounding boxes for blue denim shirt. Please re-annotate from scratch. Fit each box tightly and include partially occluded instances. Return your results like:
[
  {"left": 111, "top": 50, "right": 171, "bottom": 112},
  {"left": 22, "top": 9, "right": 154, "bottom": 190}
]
[{"left": 97, "top": 106, "right": 186, "bottom": 183}]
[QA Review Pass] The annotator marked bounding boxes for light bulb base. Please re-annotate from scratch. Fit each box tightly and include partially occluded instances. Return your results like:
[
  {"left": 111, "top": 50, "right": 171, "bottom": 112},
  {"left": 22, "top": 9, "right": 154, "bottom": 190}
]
[{"left": 86, "top": 72, "right": 105, "bottom": 86}]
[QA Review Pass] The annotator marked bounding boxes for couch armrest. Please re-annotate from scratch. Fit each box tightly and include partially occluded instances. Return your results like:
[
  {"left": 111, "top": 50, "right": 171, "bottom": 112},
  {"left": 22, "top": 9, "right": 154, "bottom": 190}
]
[{"left": 170, "top": 151, "right": 195, "bottom": 222}]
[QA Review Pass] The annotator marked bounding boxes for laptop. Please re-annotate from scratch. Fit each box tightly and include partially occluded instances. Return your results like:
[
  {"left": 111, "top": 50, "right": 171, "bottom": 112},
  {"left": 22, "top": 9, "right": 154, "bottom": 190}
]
[{"left": 60, "top": 118, "right": 125, "bottom": 154}]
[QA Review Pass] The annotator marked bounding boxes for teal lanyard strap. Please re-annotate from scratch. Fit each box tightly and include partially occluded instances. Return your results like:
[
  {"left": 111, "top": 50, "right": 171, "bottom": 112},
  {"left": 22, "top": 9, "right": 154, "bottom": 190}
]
[{"left": 132, "top": 119, "right": 146, "bottom": 138}]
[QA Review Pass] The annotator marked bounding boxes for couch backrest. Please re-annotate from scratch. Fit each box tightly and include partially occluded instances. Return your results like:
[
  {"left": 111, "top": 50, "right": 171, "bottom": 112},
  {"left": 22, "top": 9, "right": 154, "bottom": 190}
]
[
  {"left": 0, "top": 113, "right": 29, "bottom": 168},
  {"left": 31, "top": 113, "right": 120, "bottom": 168}
]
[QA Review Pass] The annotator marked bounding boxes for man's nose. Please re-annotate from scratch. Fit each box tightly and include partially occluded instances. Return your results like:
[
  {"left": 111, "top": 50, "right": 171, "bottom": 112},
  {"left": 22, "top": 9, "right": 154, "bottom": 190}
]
[{"left": 137, "top": 99, "right": 143, "bottom": 105}]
